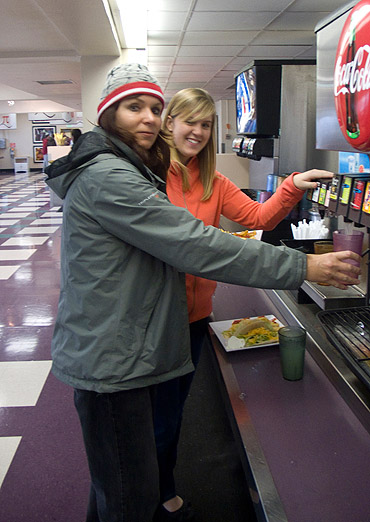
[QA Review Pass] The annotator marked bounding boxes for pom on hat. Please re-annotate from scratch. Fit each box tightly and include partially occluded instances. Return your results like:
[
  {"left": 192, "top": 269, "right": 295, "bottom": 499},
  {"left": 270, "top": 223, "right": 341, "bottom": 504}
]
[{"left": 97, "top": 63, "right": 164, "bottom": 122}]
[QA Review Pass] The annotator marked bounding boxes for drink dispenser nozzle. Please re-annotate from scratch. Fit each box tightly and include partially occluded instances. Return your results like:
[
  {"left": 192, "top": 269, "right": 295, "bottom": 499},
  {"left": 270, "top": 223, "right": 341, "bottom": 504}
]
[{"left": 308, "top": 203, "right": 321, "bottom": 222}]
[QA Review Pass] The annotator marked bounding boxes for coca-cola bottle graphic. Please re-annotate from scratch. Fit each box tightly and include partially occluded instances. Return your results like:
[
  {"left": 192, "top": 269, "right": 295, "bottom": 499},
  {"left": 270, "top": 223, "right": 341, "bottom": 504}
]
[{"left": 345, "top": 16, "right": 360, "bottom": 139}]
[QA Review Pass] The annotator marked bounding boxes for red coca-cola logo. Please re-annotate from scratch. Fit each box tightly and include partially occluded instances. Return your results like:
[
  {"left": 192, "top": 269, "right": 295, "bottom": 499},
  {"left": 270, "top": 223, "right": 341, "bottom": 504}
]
[{"left": 334, "top": 0, "right": 370, "bottom": 151}]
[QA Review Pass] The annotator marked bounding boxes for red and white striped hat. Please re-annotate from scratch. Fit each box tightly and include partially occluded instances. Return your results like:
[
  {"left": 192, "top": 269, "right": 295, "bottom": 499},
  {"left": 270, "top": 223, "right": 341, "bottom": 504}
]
[{"left": 97, "top": 63, "right": 164, "bottom": 123}]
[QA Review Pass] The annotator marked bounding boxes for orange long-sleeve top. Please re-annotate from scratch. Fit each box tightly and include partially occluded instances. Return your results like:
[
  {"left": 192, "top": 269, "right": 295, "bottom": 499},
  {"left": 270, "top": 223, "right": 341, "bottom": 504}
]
[{"left": 166, "top": 157, "right": 305, "bottom": 323}]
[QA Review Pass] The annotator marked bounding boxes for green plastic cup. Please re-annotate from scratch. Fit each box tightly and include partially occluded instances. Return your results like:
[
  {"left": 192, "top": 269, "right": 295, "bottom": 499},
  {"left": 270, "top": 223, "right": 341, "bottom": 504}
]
[{"left": 278, "top": 326, "right": 306, "bottom": 381}]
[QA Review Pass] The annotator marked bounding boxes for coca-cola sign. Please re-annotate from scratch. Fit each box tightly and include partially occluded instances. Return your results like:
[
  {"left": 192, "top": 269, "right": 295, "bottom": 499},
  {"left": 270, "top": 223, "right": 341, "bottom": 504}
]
[{"left": 334, "top": 0, "right": 370, "bottom": 151}]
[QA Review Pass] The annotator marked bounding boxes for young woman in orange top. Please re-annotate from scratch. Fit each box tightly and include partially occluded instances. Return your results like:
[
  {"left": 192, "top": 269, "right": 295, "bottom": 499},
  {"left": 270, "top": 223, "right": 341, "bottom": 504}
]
[{"left": 153, "top": 87, "right": 333, "bottom": 521}]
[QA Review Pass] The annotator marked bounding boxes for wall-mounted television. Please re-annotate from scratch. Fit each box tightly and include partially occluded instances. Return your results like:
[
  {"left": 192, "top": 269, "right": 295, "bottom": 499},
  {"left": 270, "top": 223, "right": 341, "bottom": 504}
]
[
  {"left": 235, "top": 60, "right": 316, "bottom": 139},
  {"left": 235, "top": 61, "right": 282, "bottom": 138}
]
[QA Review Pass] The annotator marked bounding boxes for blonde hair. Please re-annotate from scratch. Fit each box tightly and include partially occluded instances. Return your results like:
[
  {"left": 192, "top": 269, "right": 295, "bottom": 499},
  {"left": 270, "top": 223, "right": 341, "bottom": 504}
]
[{"left": 162, "top": 88, "right": 217, "bottom": 201}]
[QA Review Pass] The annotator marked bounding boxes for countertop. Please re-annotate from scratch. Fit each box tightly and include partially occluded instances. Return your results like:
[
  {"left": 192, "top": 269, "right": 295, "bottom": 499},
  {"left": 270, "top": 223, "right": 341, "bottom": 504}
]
[{"left": 209, "top": 283, "right": 370, "bottom": 522}]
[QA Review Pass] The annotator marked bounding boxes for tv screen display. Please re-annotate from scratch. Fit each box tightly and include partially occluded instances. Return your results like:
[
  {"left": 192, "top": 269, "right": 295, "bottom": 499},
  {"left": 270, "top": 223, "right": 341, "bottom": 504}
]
[
  {"left": 234, "top": 62, "right": 282, "bottom": 138},
  {"left": 236, "top": 67, "right": 257, "bottom": 134}
]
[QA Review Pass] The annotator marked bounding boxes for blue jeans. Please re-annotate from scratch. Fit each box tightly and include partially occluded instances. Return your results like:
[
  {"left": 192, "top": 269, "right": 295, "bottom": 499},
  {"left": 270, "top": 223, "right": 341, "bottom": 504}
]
[
  {"left": 153, "top": 318, "right": 209, "bottom": 502},
  {"left": 74, "top": 386, "right": 160, "bottom": 522}
]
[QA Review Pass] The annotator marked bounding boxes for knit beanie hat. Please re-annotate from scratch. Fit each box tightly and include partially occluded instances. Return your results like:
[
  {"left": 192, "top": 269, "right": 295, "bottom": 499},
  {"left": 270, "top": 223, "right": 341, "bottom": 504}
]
[{"left": 97, "top": 63, "right": 165, "bottom": 123}]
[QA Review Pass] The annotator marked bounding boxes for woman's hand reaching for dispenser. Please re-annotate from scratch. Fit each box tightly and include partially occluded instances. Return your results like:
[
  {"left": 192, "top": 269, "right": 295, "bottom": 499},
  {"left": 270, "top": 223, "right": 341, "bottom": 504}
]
[{"left": 293, "top": 169, "right": 334, "bottom": 191}]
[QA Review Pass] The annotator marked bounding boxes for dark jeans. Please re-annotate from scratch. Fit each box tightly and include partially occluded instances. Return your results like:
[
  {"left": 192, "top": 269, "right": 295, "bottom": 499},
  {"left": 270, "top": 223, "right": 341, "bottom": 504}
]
[
  {"left": 153, "top": 318, "right": 209, "bottom": 503},
  {"left": 74, "top": 386, "right": 160, "bottom": 522}
]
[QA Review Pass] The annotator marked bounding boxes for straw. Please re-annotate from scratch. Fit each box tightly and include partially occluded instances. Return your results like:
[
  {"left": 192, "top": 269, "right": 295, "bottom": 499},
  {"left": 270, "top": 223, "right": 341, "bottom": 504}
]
[{"left": 291, "top": 219, "right": 329, "bottom": 239}]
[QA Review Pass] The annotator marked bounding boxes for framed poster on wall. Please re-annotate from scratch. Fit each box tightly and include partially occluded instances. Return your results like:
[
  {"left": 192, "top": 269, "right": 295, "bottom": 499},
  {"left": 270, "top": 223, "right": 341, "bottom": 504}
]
[
  {"left": 32, "top": 126, "right": 56, "bottom": 144},
  {"left": 33, "top": 145, "right": 43, "bottom": 163}
]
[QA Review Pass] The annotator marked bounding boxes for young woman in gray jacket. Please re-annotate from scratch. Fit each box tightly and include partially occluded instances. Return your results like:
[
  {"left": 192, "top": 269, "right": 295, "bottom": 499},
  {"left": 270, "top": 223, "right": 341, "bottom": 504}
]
[{"left": 45, "top": 63, "right": 360, "bottom": 522}]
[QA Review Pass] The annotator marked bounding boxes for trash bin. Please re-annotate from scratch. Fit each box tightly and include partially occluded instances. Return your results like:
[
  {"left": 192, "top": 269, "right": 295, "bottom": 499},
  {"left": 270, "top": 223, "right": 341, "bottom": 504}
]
[{"left": 14, "top": 157, "right": 29, "bottom": 174}]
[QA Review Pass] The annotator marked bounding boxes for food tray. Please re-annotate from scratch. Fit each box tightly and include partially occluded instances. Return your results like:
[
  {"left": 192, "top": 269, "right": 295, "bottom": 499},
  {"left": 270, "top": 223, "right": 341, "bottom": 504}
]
[{"left": 317, "top": 306, "right": 370, "bottom": 390}]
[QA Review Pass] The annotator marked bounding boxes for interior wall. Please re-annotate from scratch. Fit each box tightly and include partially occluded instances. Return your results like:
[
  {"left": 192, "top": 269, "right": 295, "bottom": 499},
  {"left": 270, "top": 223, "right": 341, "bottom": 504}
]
[
  {"left": 215, "top": 153, "right": 249, "bottom": 188},
  {"left": 0, "top": 114, "right": 72, "bottom": 171},
  {"left": 80, "top": 55, "right": 121, "bottom": 131},
  {"left": 215, "top": 100, "right": 236, "bottom": 154}
]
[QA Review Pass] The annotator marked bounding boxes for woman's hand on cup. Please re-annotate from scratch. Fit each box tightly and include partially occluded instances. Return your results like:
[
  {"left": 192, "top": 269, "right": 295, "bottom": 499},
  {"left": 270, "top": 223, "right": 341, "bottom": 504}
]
[
  {"left": 293, "top": 169, "right": 333, "bottom": 191},
  {"left": 306, "top": 251, "right": 361, "bottom": 289}
]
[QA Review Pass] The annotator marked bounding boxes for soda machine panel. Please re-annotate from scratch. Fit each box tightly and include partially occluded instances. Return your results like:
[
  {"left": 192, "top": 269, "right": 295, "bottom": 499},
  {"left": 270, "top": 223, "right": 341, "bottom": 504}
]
[{"left": 316, "top": 0, "right": 370, "bottom": 153}]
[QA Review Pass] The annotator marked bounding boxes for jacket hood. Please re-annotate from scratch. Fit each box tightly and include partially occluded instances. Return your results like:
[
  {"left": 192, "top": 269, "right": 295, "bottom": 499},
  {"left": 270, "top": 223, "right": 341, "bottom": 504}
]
[{"left": 45, "top": 127, "right": 165, "bottom": 199}]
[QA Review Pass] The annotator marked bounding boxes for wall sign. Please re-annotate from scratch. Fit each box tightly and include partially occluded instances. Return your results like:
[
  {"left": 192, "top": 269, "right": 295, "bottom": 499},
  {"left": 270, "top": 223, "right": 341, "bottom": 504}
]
[
  {"left": 334, "top": 0, "right": 370, "bottom": 151},
  {"left": 0, "top": 114, "right": 17, "bottom": 129}
]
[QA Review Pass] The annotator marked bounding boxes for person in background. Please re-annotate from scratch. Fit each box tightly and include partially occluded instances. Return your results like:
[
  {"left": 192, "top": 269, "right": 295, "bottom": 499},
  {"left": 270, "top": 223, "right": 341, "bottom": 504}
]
[
  {"left": 71, "top": 128, "right": 82, "bottom": 147},
  {"left": 42, "top": 134, "right": 56, "bottom": 171},
  {"left": 44, "top": 65, "right": 360, "bottom": 522},
  {"left": 153, "top": 87, "right": 337, "bottom": 521},
  {"left": 62, "top": 132, "right": 71, "bottom": 146}
]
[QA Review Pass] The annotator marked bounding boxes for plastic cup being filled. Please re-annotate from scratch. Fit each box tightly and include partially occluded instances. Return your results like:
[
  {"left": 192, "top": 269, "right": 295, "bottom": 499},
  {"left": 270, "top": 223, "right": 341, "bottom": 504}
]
[{"left": 332, "top": 229, "right": 364, "bottom": 267}]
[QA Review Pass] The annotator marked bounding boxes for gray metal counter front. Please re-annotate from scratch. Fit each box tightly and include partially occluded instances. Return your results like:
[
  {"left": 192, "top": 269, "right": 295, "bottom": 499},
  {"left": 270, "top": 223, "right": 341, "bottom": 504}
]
[{"left": 209, "top": 283, "right": 370, "bottom": 522}]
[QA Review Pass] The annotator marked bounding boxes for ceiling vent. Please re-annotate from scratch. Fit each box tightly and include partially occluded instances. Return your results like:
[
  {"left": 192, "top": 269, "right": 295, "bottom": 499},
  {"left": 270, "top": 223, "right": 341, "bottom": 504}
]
[{"left": 36, "top": 80, "right": 74, "bottom": 85}]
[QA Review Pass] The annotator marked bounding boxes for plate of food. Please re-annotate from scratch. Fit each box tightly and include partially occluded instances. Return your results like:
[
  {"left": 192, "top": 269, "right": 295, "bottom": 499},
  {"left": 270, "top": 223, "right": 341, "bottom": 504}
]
[
  {"left": 209, "top": 315, "right": 284, "bottom": 352},
  {"left": 220, "top": 228, "right": 263, "bottom": 241}
]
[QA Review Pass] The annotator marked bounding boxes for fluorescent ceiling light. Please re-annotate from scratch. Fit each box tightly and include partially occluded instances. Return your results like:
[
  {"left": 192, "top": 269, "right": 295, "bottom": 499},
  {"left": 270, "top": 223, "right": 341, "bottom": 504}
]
[{"left": 116, "top": 0, "right": 147, "bottom": 49}]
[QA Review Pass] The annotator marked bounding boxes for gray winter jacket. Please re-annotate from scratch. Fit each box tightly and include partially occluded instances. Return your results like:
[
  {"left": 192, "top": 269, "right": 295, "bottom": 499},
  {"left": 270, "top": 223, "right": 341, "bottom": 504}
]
[{"left": 45, "top": 127, "right": 306, "bottom": 392}]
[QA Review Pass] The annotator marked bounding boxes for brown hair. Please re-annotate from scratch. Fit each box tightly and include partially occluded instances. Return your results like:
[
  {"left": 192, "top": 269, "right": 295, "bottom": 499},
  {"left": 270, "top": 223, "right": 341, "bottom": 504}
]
[
  {"left": 162, "top": 88, "right": 217, "bottom": 200},
  {"left": 99, "top": 102, "right": 170, "bottom": 181}
]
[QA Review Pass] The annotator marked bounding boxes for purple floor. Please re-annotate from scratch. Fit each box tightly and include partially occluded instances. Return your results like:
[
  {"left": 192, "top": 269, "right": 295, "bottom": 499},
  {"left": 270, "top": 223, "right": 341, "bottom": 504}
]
[{"left": 0, "top": 172, "right": 90, "bottom": 521}]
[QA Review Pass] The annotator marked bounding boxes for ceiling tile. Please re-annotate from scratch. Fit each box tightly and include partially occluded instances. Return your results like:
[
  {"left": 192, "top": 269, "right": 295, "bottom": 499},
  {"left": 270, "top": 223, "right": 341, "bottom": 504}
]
[
  {"left": 222, "top": 64, "right": 247, "bottom": 72},
  {"left": 182, "top": 31, "right": 259, "bottom": 46},
  {"left": 195, "top": 0, "right": 292, "bottom": 10},
  {"left": 149, "top": 0, "right": 193, "bottom": 10},
  {"left": 175, "top": 56, "right": 232, "bottom": 65},
  {"left": 228, "top": 57, "right": 254, "bottom": 66},
  {"left": 215, "top": 70, "right": 241, "bottom": 77},
  {"left": 170, "top": 71, "right": 216, "bottom": 81},
  {"left": 146, "top": 65, "right": 172, "bottom": 72},
  {"left": 147, "top": 11, "right": 188, "bottom": 31},
  {"left": 166, "top": 81, "right": 208, "bottom": 89},
  {"left": 253, "top": 30, "right": 316, "bottom": 45},
  {"left": 268, "top": 11, "right": 332, "bottom": 31},
  {"left": 239, "top": 45, "right": 312, "bottom": 58},
  {"left": 288, "top": 0, "right": 347, "bottom": 11},
  {"left": 148, "top": 46, "right": 177, "bottom": 57},
  {"left": 148, "top": 31, "right": 181, "bottom": 45},
  {"left": 147, "top": 56, "right": 175, "bottom": 65},
  {"left": 187, "top": 12, "right": 278, "bottom": 31},
  {"left": 178, "top": 46, "right": 243, "bottom": 57},
  {"left": 172, "top": 64, "right": 222, "bottom": 72}
]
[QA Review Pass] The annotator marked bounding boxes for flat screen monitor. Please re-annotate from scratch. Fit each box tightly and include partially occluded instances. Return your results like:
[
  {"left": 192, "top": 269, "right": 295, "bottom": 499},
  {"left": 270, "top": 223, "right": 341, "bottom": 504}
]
[{"left": 235, "top": 62, "right": 282, "bottom": 138}]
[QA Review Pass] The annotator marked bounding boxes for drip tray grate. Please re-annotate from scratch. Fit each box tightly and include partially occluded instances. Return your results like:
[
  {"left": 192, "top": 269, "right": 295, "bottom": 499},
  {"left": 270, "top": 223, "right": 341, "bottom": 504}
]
[{"left": 317, "top": 307, "right": 370, "bottom": 390}]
